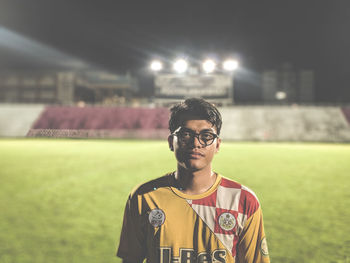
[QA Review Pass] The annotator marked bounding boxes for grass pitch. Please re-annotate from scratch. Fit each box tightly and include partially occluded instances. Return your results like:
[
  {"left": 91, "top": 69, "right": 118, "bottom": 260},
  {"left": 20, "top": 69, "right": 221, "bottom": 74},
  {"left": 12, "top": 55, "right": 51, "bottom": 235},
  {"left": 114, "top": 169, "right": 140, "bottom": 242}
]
[{"left": 0, "top": 139, "right": 349, "bottom": 263}]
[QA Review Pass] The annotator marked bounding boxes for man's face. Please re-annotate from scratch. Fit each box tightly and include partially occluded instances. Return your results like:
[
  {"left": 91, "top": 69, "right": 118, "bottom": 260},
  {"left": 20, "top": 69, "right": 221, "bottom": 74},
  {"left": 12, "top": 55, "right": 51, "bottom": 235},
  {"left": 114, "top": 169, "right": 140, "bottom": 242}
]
[{"left": 168, "top": 119, "right": 221, "bottom": 172}]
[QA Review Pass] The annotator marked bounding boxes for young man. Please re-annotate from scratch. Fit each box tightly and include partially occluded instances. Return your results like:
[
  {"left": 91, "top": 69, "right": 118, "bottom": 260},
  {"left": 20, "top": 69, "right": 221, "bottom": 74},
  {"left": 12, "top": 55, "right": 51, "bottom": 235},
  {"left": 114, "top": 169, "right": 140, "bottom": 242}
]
[{"left": 117, "top": 98, "right": 270, "bottom": 263}]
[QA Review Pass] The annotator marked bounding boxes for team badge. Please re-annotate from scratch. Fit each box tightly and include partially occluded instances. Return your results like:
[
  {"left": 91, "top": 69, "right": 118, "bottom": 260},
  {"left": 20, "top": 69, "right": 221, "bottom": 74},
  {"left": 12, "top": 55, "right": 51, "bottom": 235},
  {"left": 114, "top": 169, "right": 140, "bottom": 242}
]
[
  {"left": 260, "top": 237, "right": 269, "bottom": 256},
  {"left": 218, "top": 212, "right": 236, "bottom": 231},
  {"left": 148, "top": 208, "right": 165, "bottom": 227}
]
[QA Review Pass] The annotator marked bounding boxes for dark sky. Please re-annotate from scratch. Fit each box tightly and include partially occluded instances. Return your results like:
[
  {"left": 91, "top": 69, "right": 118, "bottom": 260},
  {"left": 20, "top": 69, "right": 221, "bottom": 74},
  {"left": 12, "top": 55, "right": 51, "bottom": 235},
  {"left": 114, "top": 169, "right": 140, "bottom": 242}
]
[{"left": 0, "top": 1, "right": 349, "bottom": 102}]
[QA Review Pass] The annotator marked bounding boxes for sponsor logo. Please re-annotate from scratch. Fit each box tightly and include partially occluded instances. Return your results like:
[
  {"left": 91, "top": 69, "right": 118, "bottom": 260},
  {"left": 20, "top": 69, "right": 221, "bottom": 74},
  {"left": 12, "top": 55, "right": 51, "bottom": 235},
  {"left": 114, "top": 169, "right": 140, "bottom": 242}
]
[
  {"left": 149, "top": 208, "right": 165, "bottom": 227},
  {"left": 218, "top": 212, "right": 236, "bottom": 231},
  {"left": 260, "top": 237, "right": 269, "bottom": 256},
  {"left": 159, "top": 248, "right": 226, "bottom": 263}
]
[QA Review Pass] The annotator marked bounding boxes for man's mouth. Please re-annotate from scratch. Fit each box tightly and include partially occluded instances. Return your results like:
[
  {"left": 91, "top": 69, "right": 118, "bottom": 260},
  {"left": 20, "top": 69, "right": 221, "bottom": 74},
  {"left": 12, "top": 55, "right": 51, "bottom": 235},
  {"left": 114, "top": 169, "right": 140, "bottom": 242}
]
[{"left": 188, "top": 151, "right": 204, "bottom": 158}]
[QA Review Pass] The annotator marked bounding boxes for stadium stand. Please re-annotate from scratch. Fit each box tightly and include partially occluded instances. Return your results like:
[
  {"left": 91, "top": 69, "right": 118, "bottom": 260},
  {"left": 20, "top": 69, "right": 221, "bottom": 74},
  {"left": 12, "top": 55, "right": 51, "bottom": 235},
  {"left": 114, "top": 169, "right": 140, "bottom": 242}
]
[
  {"left": 31, "top": 106, "right": 169, "bottom": 129},
  {"left": 220, "top": 106, "right": 350, "bottom": 142},
  {"left": 1, "top": 104, "right": 349, "bottom": 142},
  {"left": 341, "top": 107, "right": 350, "bottom": 125},
  {"left": 0, "top": 104, "right": 45, "bottom": 137},
  {"left": 27, "top": 106, "right": 170, "bottom": 139}
]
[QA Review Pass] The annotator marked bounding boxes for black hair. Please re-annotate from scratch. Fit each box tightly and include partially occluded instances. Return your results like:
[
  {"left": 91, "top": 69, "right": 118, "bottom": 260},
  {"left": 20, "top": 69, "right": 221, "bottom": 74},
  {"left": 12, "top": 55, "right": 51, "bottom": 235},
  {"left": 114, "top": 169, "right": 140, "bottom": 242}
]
[{"left": 169, "top": 98, "right": 222, "bottom": 135}]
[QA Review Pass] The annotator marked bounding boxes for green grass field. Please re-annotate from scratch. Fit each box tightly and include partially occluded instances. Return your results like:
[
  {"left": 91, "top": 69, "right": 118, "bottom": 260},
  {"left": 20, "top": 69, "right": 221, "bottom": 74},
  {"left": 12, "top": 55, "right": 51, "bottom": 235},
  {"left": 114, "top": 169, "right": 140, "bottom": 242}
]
[{"left": 0, "top": 139, "right": 349, "bottom": 263}]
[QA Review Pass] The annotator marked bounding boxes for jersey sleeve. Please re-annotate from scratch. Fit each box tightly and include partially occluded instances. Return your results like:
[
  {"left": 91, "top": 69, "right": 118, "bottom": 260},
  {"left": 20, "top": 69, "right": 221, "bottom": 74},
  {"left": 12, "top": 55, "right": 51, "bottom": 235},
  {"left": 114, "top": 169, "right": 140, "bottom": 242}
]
[
  {"left": 117, "top": 193, "right": 146, "bottom": 263},
  {"left": 236, "top": 207, "right": 270, "bottom": 263}
]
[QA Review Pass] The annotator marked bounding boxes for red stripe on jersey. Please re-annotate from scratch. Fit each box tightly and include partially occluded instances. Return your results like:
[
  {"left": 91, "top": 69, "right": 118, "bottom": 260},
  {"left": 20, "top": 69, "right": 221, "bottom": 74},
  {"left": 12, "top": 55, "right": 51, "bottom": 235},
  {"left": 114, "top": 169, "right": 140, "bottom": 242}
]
[
  {"left": 238, "top": 189, "right": 259, "bottom": 218},
  {"left": 191, "top": 191, "right": 217, "bottom": 207},
  {"left": 232, "top": 236, "right": 239, "bottom": 257},
  {"left": 220, "top": 177, "right": 241, "bottom": 189}
]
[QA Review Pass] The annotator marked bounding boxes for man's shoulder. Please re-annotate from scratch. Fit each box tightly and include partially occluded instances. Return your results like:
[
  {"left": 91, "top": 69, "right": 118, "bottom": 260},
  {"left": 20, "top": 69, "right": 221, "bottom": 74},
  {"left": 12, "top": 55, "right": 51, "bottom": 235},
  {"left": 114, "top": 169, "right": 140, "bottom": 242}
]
[
  {"left": 129, "top": 172, "right": 174, "bottom": 198},
  {"left": 219, "top": 175, "right": 260, "bottom": 217}
]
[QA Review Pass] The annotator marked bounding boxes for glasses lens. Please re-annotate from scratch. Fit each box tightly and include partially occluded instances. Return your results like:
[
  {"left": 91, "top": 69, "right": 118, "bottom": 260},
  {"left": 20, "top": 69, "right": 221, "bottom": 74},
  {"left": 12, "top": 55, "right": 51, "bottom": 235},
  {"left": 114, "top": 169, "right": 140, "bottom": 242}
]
[
  {"left": 178, "top": 131, "right": 192, "bottom": 142},
  {"left": 199, "top": 132, "right": 215, "bottom": 146}
]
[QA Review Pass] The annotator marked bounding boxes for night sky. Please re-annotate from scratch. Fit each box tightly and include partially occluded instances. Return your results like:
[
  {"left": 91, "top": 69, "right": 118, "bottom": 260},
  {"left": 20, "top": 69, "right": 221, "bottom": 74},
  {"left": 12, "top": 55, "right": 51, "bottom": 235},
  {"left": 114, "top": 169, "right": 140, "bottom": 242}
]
[{"left": 0, "top": 1, "right": 349, "bottom": 102}]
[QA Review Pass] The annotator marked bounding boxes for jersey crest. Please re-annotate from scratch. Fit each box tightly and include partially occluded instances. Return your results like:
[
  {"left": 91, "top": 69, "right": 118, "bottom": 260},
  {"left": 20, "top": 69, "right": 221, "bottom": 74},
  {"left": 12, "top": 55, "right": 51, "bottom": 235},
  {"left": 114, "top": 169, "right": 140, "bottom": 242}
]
[
  {"left": 149, "top": 208, "right": 165, "bottom": 227},
  {"left": 218, "top": 212, "right": 236, "bottom": 231}
]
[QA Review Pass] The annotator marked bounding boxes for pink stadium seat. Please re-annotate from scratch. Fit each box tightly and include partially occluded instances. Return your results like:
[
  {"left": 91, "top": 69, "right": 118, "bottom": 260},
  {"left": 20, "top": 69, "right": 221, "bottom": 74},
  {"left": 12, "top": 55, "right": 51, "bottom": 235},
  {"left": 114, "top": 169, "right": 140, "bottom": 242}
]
[
  {"left": 32, "top": 106, "right": 170, "bottom": 130},
  {"left": 341, "top": 107, "right": 350, "bottom": 125}
]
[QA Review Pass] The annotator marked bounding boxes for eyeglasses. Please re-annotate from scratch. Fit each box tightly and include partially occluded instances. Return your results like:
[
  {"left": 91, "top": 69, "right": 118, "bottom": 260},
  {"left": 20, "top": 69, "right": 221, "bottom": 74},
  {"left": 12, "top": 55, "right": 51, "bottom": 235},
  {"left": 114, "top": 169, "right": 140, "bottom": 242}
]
[{"left": 173, "top": 128, "right": 218, "bottom": 147}]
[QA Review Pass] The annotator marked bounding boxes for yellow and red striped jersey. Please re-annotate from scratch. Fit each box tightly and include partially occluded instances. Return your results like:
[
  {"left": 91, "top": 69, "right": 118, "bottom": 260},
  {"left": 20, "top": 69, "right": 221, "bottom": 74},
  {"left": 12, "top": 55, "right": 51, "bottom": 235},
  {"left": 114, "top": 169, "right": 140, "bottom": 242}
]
[{"left": 117, "top": 173, "right": 270, "bottom": 263}]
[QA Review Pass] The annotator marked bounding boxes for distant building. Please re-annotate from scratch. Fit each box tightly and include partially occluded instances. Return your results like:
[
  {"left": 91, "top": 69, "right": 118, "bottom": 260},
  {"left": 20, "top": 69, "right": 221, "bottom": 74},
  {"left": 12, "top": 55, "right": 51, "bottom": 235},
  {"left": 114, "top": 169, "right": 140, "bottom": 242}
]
[
  {"left": 153, "top": 73, "right": 234, "bottom": 106},
  {"left": 0, "top": 70, "right": 138, "bottom": 105},
  {"left": 262, "top": 63, "right": 314, "bottom": 104},
  {"left": 262, "top": 70, "right": 278, "bottom": 103},
  {"left": 298, "top": 70, "right": 314, "bottom": 103}
]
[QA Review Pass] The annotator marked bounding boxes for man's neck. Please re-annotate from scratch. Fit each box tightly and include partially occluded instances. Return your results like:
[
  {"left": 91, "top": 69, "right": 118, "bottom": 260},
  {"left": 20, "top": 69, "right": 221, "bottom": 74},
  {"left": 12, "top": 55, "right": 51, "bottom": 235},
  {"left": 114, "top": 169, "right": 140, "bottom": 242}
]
[{"left": 174, "top": 165, "right": 217, "bottom": 195}]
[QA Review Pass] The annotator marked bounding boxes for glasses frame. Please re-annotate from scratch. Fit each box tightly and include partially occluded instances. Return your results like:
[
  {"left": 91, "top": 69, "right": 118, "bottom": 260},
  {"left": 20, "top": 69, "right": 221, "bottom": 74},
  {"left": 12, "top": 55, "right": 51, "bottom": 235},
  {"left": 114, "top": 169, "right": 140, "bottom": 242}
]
[{"left": 172, "top": 128, "right": 219, "bottom": 147}]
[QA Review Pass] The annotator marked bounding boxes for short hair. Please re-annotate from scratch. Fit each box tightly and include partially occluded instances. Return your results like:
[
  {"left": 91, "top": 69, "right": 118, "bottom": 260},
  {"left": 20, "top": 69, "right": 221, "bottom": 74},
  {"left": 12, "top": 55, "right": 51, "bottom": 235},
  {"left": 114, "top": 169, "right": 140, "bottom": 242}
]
[{"left": 169, "top": 98, "right": 222, "bottom": 135}]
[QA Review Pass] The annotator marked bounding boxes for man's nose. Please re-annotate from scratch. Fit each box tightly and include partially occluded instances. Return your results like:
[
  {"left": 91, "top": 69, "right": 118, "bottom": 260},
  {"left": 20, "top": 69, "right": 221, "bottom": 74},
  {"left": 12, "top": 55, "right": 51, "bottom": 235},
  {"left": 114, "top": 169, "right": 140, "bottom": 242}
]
[{"left": 191, "top": 135, "right": 202, "bottom": 148}]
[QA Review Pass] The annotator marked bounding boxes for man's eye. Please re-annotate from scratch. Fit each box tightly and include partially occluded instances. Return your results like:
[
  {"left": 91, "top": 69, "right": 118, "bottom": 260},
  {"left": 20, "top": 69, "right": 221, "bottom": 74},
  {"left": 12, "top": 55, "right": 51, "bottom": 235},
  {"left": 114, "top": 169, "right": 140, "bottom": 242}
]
[
  {"left": 201, "top": 133, "right": 214, "bottom": 140},
  {"left": 182, "top": 132, "right": 192, "bottom": 137}
]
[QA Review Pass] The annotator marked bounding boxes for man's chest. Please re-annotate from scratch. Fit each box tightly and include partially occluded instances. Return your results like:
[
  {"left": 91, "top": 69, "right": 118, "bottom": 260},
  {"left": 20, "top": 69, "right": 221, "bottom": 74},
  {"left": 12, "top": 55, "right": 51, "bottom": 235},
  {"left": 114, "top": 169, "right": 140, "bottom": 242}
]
[{"left": 141, "top": 189, "right": 241, "bottom": 262}]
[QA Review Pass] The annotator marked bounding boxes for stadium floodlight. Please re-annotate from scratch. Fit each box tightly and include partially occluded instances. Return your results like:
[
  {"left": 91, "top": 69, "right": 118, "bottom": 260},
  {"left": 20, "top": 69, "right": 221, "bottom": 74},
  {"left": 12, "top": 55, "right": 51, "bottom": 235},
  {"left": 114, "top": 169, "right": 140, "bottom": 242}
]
[
  {"left": 202, "top": 59, "right": 216, "bottom": 74},
  {"left": 223, "top": 59, "right": 239, "bottom": 71},
  {"left": 275, "top": 91, "right": 287, "bottom": 100},
  {"left": 150, "top": 60, "right": 163, "bottom": 72},
  {"left": 173, "top": 58, "right": 188, "bottom": 74}
]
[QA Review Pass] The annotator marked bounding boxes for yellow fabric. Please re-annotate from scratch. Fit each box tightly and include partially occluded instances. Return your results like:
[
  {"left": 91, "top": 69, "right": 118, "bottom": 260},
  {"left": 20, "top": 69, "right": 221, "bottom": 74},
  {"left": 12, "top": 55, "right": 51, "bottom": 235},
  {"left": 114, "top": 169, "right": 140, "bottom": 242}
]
[
  {"left": 236, "top": 208, "right": 270, "bottom": 263},
  {"left": 117, "top": 174, "right": 270, "bottom": 263}
]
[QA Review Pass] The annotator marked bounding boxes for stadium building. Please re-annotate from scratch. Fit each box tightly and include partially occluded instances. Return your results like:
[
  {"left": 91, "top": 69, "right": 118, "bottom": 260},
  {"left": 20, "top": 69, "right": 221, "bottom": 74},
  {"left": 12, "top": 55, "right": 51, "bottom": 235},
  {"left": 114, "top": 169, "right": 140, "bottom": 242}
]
[
  {"left": 261, "top": 63, "right": 315, "bottom": 104},
  {"left": 0, "top": 70, "right": 138, "bottom": 105}
]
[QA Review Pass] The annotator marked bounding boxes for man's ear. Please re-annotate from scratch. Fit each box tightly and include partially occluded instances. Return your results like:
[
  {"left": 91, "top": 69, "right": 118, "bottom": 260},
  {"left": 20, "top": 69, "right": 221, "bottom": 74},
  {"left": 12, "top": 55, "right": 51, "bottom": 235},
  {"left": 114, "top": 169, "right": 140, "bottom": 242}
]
[
  {"left": 168, "top": 134, "right": 174, "bottom": 151},
  {"left": 215, "top": 137, "right": 221, "bottom": 153}
]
